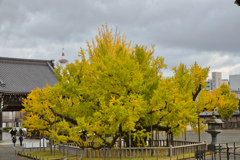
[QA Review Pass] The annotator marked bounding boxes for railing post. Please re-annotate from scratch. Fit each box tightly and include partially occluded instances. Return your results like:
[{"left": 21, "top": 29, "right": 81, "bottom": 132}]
[
  {"left": 234, "top": 142, "right": 236, "bottom": 160},
  {"left": 219, "top": 143, "right": 221, "bottom": 160},
  {"left": 169, "top": 145, "right": 172, "bottom": 158},
  {"left": 62, "top": 143, "right": 65, "bottom": 156},
  {"left": 90, "top": 148, "right": 92, "bottom": 159},
  {"left": 227, "top": 143, "right": 229, "bottom": 160},
  {"left": 67, "top": 143, "right": 69, "bottom": 159},
  {"left": 129, "top": 130, "right": 131, "bottom": 159},
  {"left": 204, "top": 141, "right": 207, "bottom": 151},
  {"left": 183, "top": 146, "right": 184, "bottom": 159}
]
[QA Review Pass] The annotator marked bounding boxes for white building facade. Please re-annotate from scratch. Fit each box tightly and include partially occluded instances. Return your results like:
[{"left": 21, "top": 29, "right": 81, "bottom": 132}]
[
  {"left": 211, "top": 72, "right": 222, "bottom": 90},
  {"left": 229, "top": 74, "right": 240, "bottom": 91}
]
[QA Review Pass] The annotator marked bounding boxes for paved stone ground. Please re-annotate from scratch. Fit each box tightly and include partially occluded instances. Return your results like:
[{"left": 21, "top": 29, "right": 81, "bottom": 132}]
[
  {"left": 1, "top": 129, "right": 240, "bottom": 159},
  {"left": 0, "top": 132, "right": 44, "bottom": 160},
  {"left": 175, "top": 129, "right": 240, "bottom": 160},
  {"left": 175, "top": 129, "right": 240, "bottom": 146},
  {"left": 157, "top": 129, "right": 240, "bottom": 160}
]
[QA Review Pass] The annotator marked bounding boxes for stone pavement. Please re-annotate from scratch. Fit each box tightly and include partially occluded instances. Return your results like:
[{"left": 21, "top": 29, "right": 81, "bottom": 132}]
[
  {"left": 0, "top": 132, "right": 45, "bottom": 160},
  {"left": 0, "top": 129, "right": 240, "bottom": 160},
  {"left": 175, "top": 129, "right": 240, "bottom": 160},
  {"left": 175, "top": 129, "right": 240, "bottom": 146}
]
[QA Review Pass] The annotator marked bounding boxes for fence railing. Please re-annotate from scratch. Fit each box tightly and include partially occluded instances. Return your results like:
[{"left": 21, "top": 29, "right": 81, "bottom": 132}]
[
  {"left": 171, "top": 142, "right": 207, "bottom": 157},
  {"left": 20, "top": 141, "right": 240, "bottom": 160},
  {"left": 151, "top": 139, "right": 200, "bottom": 147},
  {"left": 111, "top": 139, "right": 200, "bottom": 148},
  {"left": 58, "top": 141, "right": 207, "bottom": 158}
]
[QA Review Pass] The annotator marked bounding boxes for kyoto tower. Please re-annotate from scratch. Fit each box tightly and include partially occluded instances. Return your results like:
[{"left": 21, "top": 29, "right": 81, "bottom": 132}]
[{"left": 58, "top": 48, "right": 69, "bottom": 68}]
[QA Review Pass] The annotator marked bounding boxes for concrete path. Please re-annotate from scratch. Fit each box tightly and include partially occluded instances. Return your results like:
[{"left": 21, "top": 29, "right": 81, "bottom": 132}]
[
  {"left": 0, "top": 132, "right": 45, "bottom": 160},
  {"left": 1, "top": 129, "right": 240, "bottom": 160}
]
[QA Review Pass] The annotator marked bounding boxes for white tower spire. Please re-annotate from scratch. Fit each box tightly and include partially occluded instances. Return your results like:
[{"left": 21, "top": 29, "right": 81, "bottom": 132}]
[{"left": 58, "top": 48, "right": 69, "bottom": 68}]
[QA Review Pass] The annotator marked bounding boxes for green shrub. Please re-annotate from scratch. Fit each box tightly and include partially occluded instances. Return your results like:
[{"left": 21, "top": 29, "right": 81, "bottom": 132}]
[{"left": 3, "top": 127, "right": 12, "bottom": 132}]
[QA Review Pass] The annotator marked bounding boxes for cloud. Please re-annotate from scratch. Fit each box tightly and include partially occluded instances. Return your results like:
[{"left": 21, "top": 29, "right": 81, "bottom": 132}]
[{"left": 0, "top": 0, "right": 239, "bottom": 80}]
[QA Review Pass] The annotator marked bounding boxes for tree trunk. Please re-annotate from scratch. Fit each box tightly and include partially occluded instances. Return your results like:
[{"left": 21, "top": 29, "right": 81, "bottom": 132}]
[
  {"left": 225, "top": 118, "right": 229, "bottom": 129},
  {"left": 151, "top": 113, "right": 153, "bottom": 147},
  {"left": 166, "top": 132, "right": 169, "bottom": 147},
  {"left": 170, "top": 132, "right": 174, "bottom": 146},
  {"left": 119, "top": 124, "right": 122, "bottom": 159},
  {"left": 50, "top": 124, "right": 52, "bottom": 154}
]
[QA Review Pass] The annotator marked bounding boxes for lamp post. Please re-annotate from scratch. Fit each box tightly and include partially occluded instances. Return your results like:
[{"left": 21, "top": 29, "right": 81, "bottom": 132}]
[
  {"left": 54, "top": 113, "right": 56, "bottom": 156},
  {"left": 205, "top": 112, "right": 223, "bottom": 150}
]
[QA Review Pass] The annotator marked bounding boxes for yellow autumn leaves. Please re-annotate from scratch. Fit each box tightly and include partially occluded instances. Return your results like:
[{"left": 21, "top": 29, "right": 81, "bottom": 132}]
[{"left": 22, "top": 25, "right": 238, "bottom": 148}]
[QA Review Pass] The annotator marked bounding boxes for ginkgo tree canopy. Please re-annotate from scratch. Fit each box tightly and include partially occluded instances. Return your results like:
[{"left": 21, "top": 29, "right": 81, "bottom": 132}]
[{"left": 22, "top": 25, "right": 239, "bottom": 148}]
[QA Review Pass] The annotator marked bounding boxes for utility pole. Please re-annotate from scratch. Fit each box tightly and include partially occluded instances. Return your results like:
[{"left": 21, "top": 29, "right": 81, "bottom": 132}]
[
  {"left": 54, "top": 114, "right": 56, "bottom": 156},
  {"left": 198, "top": 114, "right": 200, "bottom": 142},
  {"left": 129, "top": 130, "right": 131, "bottom": 159}
]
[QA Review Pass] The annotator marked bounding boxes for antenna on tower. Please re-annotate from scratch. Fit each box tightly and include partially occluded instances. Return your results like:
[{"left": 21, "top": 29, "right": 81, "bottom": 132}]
[{"left": 114, "top": 26, "right": 118, "bottom": 42}]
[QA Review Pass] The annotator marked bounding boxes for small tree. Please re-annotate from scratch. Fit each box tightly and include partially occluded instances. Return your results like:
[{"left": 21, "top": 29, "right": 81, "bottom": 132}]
[{"left": 217, "top": 83, "right": 239, "bottom": 128}]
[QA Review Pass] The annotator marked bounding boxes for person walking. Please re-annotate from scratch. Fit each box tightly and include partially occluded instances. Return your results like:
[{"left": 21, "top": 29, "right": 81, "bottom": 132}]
[
  {"left": 19, "top": 135, "right": 23, "bottom": 146},
  {"left": 13, "top": 128, "right": 17, "bottom": 136},
  {"left": 19, "top": 128, "right": 23, "bottom": 136},
  {"left": 10, "top": 129, "right": 14, "bottom": 137},
  {"left": 12, "top": 135, "right": 16, "bottom": 148}
]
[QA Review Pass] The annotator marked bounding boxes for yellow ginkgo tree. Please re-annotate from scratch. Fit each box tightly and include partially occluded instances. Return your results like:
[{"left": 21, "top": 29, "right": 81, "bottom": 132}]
[
  {"left": 217, "top": 83, "right": 239, "bottom": 126},
  {"left": 22, "top": 25, "right": 239, "bottom": 149}
]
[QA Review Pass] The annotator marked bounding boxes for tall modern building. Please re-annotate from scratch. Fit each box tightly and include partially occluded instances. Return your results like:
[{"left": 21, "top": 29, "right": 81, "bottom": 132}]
[
  {"left": 206, "top": 72, "right": 228, "bottom": 91},
  {"left": 229, "top": 74, "right": 240, "bottom": 91},
  {"left": 222, "top": 79, "right": 229, "bottom": 85},
  {"left": 211, "top": 72, "right": 222, "bottom": 90}
]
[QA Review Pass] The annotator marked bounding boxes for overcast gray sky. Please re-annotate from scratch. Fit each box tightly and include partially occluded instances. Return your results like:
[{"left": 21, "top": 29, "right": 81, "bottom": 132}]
[{"left": 0, "top": 0, "right": 239, "bottom": 79}]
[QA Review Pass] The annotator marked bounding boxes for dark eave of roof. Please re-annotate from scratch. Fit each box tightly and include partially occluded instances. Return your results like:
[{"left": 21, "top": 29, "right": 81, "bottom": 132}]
[
  {"left": 200, "top": 110, "right": 240, "bottom": 117},
  {"left": 0, "top": 56, "right": 55, "bottom": 66},
  {"left": 235, "top": 0, "right": 240, "bottom": 6}
]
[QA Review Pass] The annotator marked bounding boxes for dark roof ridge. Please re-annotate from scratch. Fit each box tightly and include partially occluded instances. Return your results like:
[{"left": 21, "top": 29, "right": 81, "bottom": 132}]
[
  {"left": 1, "top": 91, "right": 29, "bottom": 95},
  {"left": 0, "top": 56, "right": 55, "bottom": 66}
]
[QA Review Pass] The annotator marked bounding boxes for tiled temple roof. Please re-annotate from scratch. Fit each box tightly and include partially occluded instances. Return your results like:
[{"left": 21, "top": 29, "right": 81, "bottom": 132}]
[{"left": 0, "top": 57, "right": 58, "bottom": 94}]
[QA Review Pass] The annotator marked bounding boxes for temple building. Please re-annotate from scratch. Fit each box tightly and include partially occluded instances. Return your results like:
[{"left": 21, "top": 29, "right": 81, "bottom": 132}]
[{"left": 0, "top": 57, "right": 58, "bottom": 140}]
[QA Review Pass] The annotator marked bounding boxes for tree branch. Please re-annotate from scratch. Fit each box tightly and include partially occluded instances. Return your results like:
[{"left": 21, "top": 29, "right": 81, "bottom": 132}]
[{"left": 48, "top": 106, "right": 78, "bottom": 125}]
